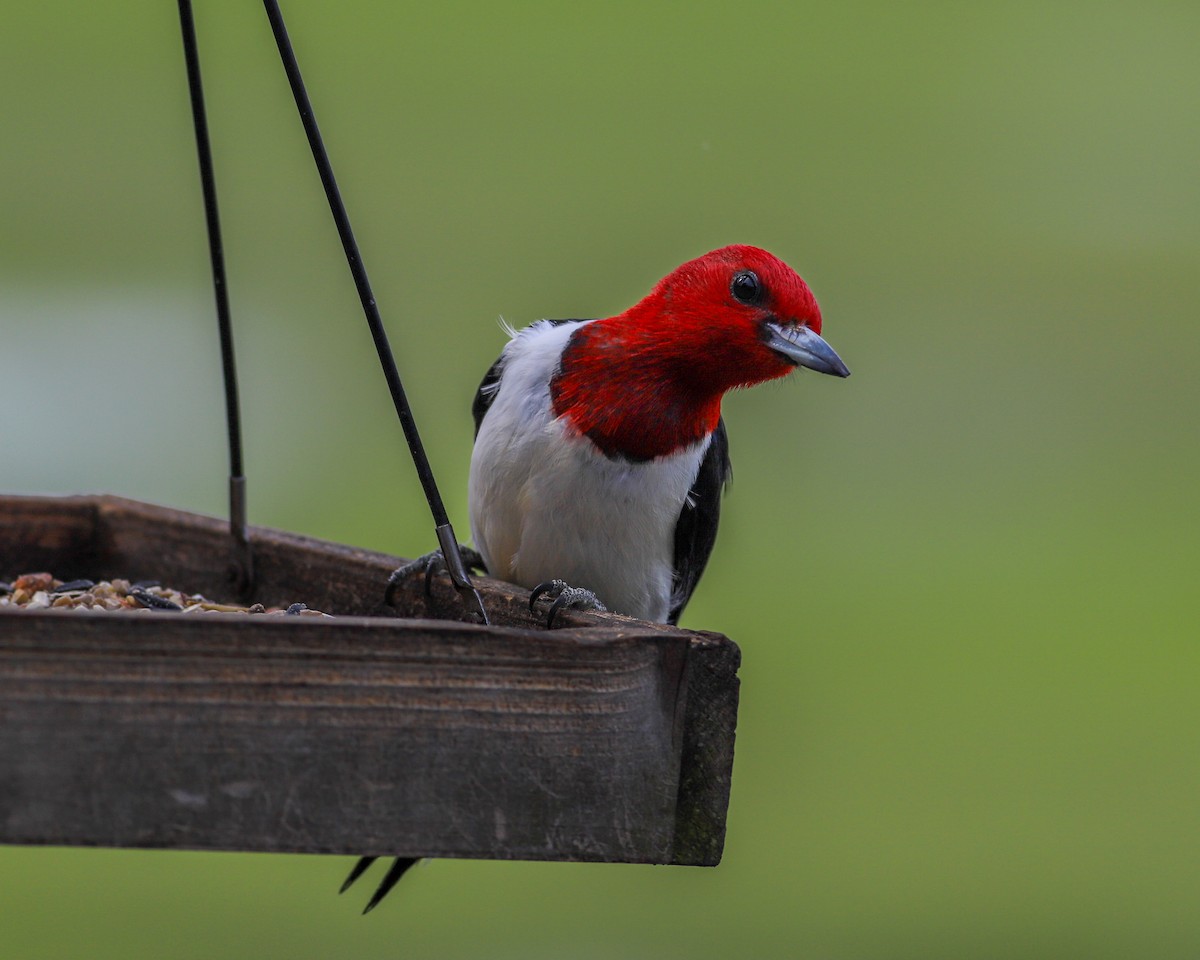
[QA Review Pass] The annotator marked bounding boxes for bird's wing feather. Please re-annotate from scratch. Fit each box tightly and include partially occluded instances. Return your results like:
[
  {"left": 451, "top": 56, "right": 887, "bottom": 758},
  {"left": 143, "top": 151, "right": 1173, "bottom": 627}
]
[
  {"left": 470, "top": 358, "right": 504, "bottom": 438},
  {"left": 669, "top": 417, "right": 731, "bottom": 624}
]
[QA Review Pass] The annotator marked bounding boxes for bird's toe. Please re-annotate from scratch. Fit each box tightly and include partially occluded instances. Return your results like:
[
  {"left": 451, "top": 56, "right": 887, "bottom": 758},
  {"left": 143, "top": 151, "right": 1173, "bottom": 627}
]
[
  {"left": 385, "top": 546, "right": 485, "bottom": 606},
  {"left": 385, "top": 550, "right": 446, "bottom": 605},
  {"left": 530, "top": 579, "right": 606, "bottom": 627}
]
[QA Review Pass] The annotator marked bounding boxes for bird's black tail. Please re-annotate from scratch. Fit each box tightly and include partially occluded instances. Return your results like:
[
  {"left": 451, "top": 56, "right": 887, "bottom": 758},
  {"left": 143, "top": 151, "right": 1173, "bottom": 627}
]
[{"left": 339, "top": 856, "right": 420, "bottom": 913}]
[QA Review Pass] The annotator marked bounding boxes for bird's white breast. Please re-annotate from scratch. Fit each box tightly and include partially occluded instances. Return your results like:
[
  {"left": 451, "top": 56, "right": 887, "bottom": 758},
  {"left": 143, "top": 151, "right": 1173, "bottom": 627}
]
[{"left": 468, "top": 320, "right": 710, "bottom": 622}]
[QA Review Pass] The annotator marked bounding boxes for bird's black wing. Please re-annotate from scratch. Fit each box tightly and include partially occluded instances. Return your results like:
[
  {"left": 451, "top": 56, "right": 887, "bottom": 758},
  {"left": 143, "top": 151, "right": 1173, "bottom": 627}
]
[
  {"left": 471, "top": 319, "right": 590, "bottom": 437},
  {"left": 668, "top": 418, "right": 732, "bottom": 625},
  {"left": 470, "top": 357, "right": 504, "bottom": 438}
]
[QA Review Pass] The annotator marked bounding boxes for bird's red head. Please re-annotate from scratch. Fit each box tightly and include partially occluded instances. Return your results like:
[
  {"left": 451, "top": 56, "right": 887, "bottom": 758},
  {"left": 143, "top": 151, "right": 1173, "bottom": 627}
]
[
  {"left": 636, "top": 244, "right": 845, "bottom": 388},
  {"left": 552, "top": 245, "right": 849, "bottom": 460}
]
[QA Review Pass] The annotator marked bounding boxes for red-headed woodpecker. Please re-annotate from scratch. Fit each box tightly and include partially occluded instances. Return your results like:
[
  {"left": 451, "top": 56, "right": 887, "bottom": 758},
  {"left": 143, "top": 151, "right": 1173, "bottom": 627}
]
[
  {"left": 469, "top": 243, "right": 849, "bottom": 624},
  {"left": 344, "top": 244, "right": 848, "bottom": 912}
]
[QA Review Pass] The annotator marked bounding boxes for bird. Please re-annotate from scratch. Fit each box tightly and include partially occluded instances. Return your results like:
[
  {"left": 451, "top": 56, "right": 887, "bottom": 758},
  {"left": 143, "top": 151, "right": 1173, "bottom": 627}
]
[
  {"left": 468, "top": 243, "right": 849, "bottom": 624},
  {"left": 343, "top": 243, "right": 849, "bottom": 911}
]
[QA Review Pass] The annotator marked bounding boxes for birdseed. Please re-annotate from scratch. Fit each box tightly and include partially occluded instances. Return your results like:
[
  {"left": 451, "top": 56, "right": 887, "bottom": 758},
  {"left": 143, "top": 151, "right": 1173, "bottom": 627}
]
[{"left": 0, "top": 572, "right": 331, "bottom": 617}]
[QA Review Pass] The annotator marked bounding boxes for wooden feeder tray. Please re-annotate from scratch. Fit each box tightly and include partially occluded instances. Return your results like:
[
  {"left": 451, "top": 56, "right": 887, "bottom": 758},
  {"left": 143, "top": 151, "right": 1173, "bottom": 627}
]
[{"left": 0, "top": 494, "right": 739, "bottom": 867}]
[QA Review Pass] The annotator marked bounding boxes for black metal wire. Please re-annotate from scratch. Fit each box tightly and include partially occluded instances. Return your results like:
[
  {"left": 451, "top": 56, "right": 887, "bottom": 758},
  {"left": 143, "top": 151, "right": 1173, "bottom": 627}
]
[
  {"left": 261, "top": 0, "right": 487, "bottom": 624},
  {"left": 177, "top": 0, "right": 254, "bottom": 598}
]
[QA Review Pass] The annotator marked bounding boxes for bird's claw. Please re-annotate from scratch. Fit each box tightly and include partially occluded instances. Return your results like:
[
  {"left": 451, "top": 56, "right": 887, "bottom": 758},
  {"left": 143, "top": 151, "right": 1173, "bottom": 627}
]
[
  {"left": 385, "top": 550, "right": 445, "bottom": 606},
  {"left": 385, "top": 546, "right": 484, "bottom": 607},
  {"left": 529, "top": 579, "right": 607, "bottom": 627}
]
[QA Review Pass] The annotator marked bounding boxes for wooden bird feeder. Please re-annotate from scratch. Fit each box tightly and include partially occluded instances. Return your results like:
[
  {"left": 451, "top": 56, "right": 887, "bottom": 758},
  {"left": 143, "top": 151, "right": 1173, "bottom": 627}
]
[
  {"left": 1, "top": 2, "right": 741, "bottom": 887},
  {"left": 0, "top": 494, "right": 739, "bottom": 866}
]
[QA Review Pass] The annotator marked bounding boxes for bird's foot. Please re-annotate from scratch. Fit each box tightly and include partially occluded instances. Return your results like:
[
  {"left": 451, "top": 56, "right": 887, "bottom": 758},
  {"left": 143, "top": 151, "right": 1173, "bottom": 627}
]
[
  {"left": 339, "top": 856, "right": 421, "bottom": 914},
  {"left": 529, "top": 579, "right": 607, "bottom": 627},
  {"left": 385, "top": 546, "right": 485, "bottom": 607}
]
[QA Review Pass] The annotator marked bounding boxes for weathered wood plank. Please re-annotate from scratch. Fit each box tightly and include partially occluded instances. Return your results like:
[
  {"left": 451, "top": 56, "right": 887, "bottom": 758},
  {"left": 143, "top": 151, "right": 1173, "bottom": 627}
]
[{"left": 0, "top": 494, "right": 739, "bottom": 865}]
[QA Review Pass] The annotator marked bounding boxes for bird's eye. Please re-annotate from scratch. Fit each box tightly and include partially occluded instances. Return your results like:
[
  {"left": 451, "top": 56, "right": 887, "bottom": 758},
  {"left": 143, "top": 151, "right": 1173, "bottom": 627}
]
[{"left": 731, "top": 270, "right": 763, "bottom": 306}]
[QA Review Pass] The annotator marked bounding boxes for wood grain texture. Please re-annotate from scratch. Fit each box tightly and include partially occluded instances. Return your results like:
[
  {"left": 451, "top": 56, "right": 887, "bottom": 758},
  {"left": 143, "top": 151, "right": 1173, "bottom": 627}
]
[{"left": 0, "top": 495, "right": 739, "bottom": 865}]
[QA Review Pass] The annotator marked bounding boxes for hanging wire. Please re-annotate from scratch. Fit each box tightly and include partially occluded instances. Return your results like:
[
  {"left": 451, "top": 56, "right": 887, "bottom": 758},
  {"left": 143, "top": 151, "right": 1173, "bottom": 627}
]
[
  {"left": 176, "top": 0, "right": 254, "bottom": 599},
  {"left": 261, "top": 0, "right": 487, "bottom": 624}
]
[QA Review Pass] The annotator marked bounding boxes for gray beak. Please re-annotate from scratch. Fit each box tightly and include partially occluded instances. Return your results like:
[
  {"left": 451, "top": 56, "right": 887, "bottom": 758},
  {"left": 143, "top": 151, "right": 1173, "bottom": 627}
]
[{"left": 764, "top": 322, "right": 851, "bottom": 377}]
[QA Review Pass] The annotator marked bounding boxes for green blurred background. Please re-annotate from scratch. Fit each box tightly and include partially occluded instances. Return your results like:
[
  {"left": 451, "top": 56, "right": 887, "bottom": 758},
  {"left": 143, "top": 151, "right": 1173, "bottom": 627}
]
[{"left": 2, "top": 0, "right": 1198, "bottom": 956}]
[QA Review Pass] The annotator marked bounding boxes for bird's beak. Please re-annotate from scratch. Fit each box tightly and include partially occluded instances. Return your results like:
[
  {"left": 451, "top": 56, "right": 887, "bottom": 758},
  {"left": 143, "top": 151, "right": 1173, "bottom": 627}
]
[{"left": 764, "top": 322, "right": 851, "bottom": 377}]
